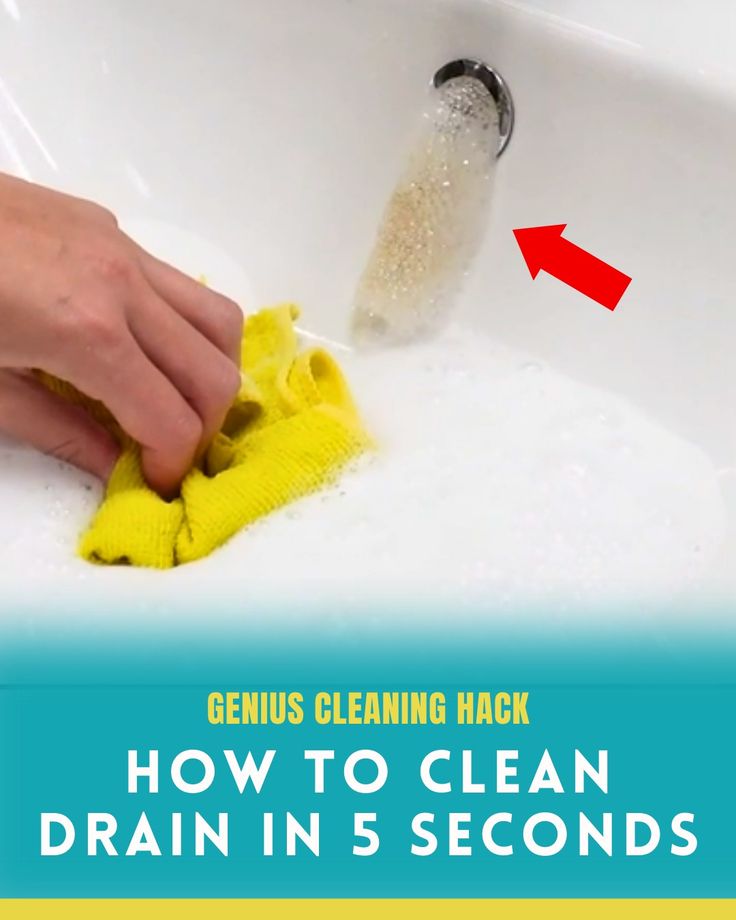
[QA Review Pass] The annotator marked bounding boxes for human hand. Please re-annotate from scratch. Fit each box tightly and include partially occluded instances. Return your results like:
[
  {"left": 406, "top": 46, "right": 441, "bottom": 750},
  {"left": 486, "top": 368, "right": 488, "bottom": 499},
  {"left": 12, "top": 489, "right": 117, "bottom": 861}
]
[{"left": 0, "top": 173, "right": 243, "bottom": 497}]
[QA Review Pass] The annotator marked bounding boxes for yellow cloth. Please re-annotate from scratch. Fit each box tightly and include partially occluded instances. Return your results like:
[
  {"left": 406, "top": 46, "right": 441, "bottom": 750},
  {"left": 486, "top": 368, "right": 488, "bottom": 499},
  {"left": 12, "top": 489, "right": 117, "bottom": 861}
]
[{"left": 43, "top": 304, "right": 371, "bottom": 568}]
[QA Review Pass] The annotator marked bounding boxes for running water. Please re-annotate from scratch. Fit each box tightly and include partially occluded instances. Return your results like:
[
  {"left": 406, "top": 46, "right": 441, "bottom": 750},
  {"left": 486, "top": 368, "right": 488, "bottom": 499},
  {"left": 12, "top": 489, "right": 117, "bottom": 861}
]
[
  {"left": 351, "top": 75, "right": 500, "bottom": 345},
  {"left": 0, "top": 79, "right": 726, "bottom": 620}
]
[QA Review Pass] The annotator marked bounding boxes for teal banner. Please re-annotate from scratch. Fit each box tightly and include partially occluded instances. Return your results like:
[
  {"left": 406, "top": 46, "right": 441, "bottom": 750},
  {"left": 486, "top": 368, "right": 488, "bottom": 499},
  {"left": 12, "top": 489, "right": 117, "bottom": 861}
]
[{"left": 0, "top": 621, "right": 734, "bottom": 898}]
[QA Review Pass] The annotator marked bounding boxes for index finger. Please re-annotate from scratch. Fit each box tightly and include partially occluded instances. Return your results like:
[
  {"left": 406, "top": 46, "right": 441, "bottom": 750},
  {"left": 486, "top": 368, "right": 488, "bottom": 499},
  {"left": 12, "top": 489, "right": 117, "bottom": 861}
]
[
  {"left": 135, "top": 246, "right": 244, "bottom": 367},
  {"left": 67, "top": 330, "right": 203, "bottom": 497}
]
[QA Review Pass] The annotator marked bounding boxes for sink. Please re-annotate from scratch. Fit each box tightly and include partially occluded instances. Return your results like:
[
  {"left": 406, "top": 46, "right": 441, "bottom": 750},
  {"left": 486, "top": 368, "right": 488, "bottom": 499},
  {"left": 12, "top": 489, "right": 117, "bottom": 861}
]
[{"left": 1, "top": 0, "right": 735, "bottom": 628}]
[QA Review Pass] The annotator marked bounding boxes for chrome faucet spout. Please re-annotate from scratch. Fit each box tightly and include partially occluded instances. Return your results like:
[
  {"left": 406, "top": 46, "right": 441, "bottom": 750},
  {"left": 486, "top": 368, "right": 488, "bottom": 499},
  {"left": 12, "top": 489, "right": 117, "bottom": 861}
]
[{"left": 433, "top": 58, "right": 514, "bottom": 157}]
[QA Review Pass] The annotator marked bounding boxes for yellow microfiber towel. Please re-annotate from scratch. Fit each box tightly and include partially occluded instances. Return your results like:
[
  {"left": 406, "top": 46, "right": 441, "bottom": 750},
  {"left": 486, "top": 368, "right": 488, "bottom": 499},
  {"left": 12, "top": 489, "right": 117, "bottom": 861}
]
[{"left": 42, "top": 304, "right": 371, "bottom": 568}]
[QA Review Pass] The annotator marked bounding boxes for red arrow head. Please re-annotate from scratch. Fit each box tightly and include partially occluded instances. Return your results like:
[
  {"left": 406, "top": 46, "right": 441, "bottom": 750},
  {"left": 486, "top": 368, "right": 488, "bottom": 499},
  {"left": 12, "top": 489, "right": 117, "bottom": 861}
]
[{"left": 513, "top": 224, "right": 567, "bottom": 278}]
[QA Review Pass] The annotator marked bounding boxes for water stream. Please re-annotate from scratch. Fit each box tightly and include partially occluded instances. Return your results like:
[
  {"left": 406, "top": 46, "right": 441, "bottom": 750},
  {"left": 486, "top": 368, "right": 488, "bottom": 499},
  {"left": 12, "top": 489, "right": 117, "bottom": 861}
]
[{"left": 352, "top": 75, "right": 500, "bottom": 344}]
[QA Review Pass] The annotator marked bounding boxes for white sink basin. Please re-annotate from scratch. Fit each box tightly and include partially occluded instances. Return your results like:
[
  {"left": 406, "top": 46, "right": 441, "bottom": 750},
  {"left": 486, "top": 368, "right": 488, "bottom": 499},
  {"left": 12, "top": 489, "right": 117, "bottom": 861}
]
[{"left": 1, "top": 0, "right": 734, "bottom": 628}]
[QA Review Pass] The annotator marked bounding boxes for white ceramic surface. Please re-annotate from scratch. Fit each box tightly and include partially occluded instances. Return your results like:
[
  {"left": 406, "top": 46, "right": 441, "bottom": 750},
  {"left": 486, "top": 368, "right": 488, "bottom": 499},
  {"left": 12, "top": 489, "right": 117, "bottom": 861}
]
[{"left": 1, "top": 0, "right": 735, "bottom": 628}]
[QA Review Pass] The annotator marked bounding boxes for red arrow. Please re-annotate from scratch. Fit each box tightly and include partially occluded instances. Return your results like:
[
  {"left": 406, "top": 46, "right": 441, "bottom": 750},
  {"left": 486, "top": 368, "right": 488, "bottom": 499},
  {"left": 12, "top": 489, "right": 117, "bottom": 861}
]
[{"left": 513, "top": 224, "right": 631, "bottom": 311}]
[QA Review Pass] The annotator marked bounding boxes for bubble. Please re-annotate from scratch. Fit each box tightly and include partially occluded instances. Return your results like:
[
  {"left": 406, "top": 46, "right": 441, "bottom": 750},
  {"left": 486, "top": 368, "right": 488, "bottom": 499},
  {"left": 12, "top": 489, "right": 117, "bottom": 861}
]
[{"left": 351, "top": 76, "right": 499, "bottom": 345}]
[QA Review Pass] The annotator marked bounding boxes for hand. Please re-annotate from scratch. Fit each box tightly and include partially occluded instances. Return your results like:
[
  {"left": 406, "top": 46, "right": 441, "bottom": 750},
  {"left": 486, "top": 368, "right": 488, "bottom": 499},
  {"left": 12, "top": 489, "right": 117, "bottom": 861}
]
[{"left": 0, "top": 173, "right": 243, "bottom": 496}]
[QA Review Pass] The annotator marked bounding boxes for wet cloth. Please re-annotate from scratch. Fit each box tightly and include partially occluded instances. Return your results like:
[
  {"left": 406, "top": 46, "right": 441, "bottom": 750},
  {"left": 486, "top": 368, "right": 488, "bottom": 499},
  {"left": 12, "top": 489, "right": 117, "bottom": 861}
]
[{"left": 43, "top": 304, "right": 370, "bottom": 568}]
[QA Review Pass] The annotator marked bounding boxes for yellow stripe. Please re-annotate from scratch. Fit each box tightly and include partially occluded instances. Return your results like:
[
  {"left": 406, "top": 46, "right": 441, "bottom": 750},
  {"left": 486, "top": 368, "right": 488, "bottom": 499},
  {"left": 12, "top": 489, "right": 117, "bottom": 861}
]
[{"left": 1, "top": 901, "right": 734, "bottom": 918}]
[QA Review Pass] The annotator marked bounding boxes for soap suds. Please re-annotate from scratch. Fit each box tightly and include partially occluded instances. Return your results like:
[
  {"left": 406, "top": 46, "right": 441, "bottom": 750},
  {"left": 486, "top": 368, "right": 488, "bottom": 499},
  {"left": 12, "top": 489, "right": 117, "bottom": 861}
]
[
  {"left": 351, "top": 76, "right": 499, "bottom": 344},
  {"left": 0, "top": 324, "right": 725, "bottom": 616}
]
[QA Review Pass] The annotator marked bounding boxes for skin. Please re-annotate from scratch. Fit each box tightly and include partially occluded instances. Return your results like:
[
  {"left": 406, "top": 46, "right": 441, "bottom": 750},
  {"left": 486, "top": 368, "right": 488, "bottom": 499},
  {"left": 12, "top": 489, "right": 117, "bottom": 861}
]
[{"left": 0, "top": 172, "right": 244, "bottom": 497}]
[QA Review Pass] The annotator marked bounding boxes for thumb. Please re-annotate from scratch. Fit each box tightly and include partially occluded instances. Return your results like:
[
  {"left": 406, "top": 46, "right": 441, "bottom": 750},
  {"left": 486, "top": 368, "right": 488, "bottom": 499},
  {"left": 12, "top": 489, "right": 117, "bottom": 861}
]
[{"left": 0, "top": 369, "right": 119, "bottom": 481}]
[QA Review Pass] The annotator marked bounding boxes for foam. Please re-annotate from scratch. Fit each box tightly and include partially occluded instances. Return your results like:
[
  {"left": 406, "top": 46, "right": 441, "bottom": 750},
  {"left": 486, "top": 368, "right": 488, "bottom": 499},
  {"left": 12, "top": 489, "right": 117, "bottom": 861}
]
[
  {"left": 0, "top": 324, "right": 725, "bottom": 615},
  {"left": 351, "top": 76, "right": 499, "bottom": 344}
]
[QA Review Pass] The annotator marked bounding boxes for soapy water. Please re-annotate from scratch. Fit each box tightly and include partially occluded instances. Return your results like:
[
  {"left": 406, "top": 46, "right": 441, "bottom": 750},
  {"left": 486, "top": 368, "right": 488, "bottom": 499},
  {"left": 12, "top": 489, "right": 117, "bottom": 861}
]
[
  {"left": 0, "top": 78, "right": 726, "bottom": 618},
  {"left": 351, "top": 76, "right": 499, "bottom": 345},
  {"left": 0, "top": 324, "right": 725, "bottom": 615}
]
